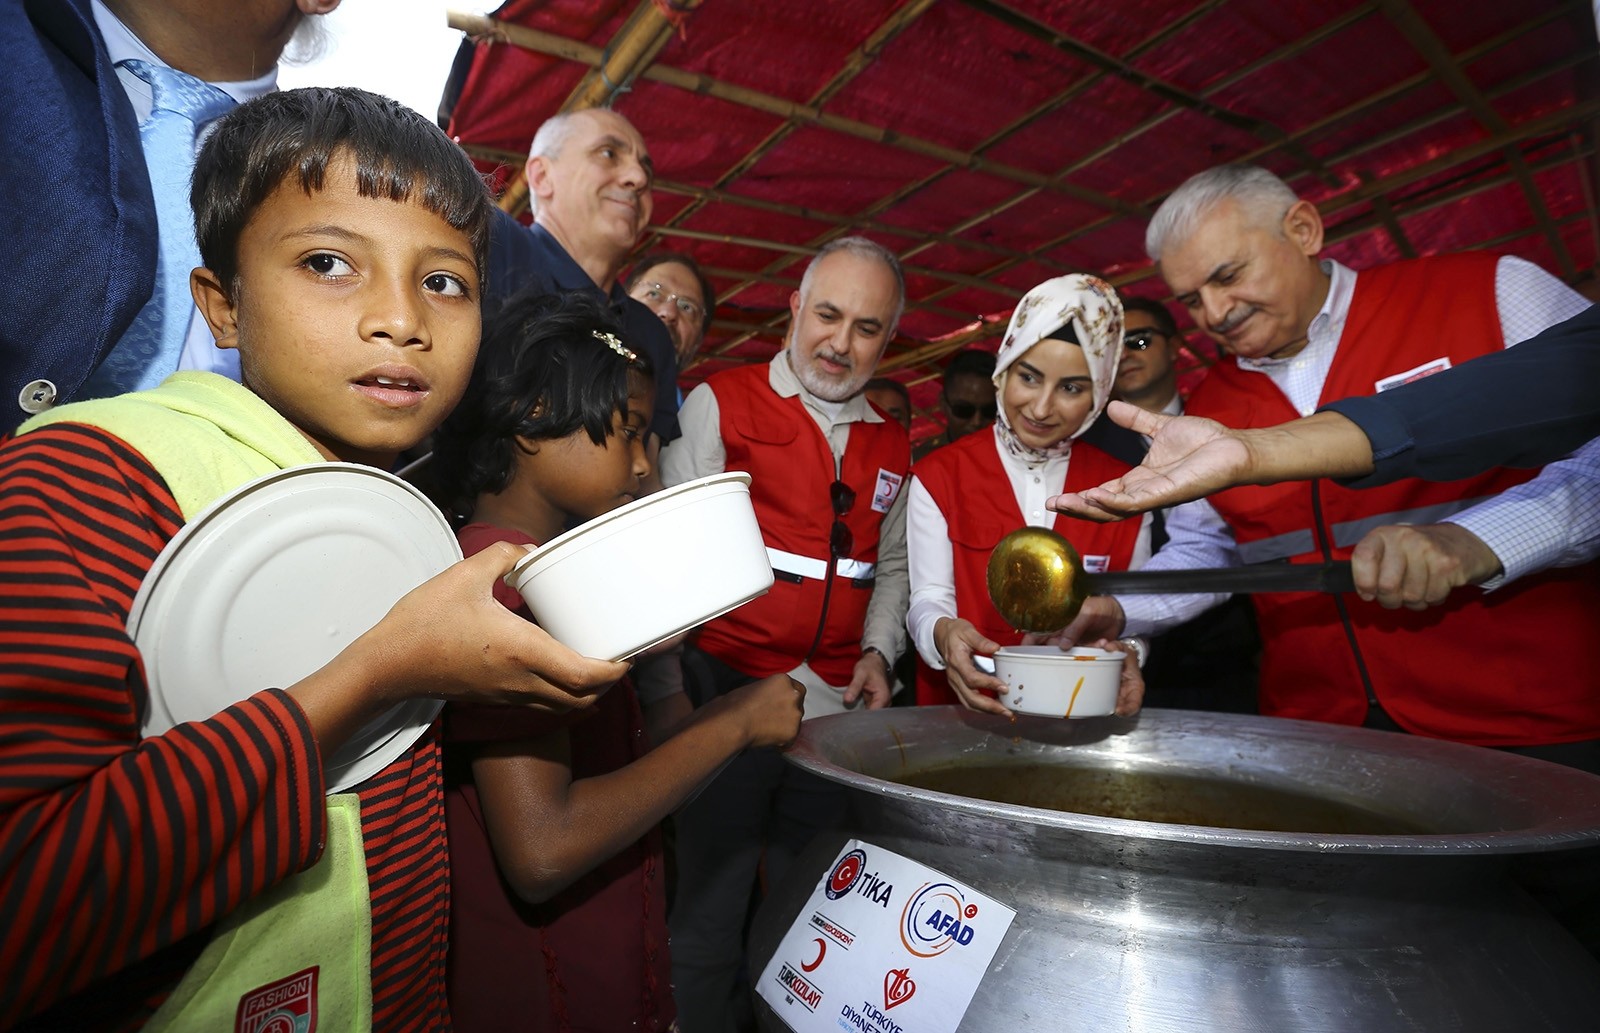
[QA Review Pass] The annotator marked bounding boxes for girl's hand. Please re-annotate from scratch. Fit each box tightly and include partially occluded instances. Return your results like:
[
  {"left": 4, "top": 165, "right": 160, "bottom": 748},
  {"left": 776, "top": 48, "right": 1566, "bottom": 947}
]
[
  {"left": 726, "top": 674, "right": 805, "bottom": 749},
  {"left": 932, "top": 617, "right": 1010, "bottom": 717},
  {"left": 1093, "top": 638, "right": 1146, "bottom": 717}
]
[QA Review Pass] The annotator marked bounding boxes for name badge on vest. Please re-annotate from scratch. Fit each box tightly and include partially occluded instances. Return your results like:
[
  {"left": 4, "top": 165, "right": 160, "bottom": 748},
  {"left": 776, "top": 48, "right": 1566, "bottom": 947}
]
[
  {"left": 1082, "top": 554, "right": 1110, "bottom": 574},
  {"left": 1375, "top": 357, "right": 1451, "bottom": 393},
  {"left": 871, "top": 468, "right": 904, "bottom": 513}
]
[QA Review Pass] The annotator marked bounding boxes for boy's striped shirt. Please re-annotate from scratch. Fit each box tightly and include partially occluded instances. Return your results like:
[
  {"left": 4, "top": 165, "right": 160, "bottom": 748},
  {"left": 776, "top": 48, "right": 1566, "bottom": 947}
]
[{"left": 0, "top": 422, "right": 449, "bottom": 1031}]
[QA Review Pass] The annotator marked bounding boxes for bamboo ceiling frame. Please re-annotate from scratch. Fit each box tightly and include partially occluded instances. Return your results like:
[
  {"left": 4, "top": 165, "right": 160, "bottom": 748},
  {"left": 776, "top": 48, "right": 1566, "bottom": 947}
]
[
  {"left": 449, "top": 1, "right": 1596, "bottom": 380},
  {"left": 693, "top": 0, "right": 1239, "bottom": 356},
  {"left": 1028, "top": 3, "right": 1589, "bottom": 264},
  {"left": 898, "top": 5, "right": 1594, "bottom": 314},
  {"left": 1374, "top": 0, "right": 1577, "bottom": 277}
]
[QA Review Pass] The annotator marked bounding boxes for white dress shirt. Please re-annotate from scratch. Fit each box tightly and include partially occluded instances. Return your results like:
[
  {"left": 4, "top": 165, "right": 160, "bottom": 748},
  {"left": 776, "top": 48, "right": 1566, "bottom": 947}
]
[
  {"left": 1123, "top": 256, "right": 1597, "bottom": 637},
  {"left": 907, "top": 428, "right": 1151, "bottom": 668},
  {"left": 94, "top": 1, "right": 278, "bottom": 381}
]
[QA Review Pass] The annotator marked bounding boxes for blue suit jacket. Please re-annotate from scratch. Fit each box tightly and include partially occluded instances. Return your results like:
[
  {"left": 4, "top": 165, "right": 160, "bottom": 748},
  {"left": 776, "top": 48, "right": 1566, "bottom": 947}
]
[
  {"left": 0, "top": 0, "right": 155, "bottom": 433},
  {"left": 486, "top": 209, "right": 682, "bottom": 442}
]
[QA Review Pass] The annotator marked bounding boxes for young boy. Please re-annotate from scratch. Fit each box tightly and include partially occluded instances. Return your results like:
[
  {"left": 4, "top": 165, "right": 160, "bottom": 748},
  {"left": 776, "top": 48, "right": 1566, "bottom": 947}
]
[{"left": 0, "top": 88, "right": 625, "bottom": 1031}]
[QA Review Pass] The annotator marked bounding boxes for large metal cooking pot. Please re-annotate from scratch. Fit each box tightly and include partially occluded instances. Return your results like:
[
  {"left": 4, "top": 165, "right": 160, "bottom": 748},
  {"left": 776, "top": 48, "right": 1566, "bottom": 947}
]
[{"left": 749, "top": 708, "right": 1600, "bottom": 1031}]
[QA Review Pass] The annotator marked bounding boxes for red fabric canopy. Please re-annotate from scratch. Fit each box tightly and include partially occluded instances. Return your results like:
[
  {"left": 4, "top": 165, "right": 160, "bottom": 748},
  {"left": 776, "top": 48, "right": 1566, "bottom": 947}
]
[{"left": 445, "top": 0, "right": 1598, "bottom": 443}]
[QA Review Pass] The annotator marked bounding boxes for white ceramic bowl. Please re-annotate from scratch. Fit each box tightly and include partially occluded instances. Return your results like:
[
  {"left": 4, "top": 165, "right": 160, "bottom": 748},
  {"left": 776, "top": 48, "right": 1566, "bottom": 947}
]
[
  {"left": 991, "top": 645, "right": 1125, "bottom": 718},
  {"left": 504, "top": 472, "right": 773, "bottom": 661}
]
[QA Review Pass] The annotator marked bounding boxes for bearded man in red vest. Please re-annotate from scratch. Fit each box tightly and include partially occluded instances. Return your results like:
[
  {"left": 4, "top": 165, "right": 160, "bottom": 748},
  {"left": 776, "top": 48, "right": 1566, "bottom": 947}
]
[
  {"left": 659, "top": 236, "right": 910, "bottom": 1032},
  {"left": 1065, "top": 164, "right": 1600, "bottom": 773}
]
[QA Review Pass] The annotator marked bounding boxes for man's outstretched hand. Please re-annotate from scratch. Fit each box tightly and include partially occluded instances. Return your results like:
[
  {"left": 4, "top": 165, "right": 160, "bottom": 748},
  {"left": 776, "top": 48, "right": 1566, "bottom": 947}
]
[{"left": 1049, "top": 402, "right": 1252, "bottom": 520}]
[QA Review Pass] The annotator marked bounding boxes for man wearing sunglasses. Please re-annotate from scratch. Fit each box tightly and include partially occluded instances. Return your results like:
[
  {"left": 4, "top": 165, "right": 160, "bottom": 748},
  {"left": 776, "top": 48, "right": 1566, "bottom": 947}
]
[
  {"left": 660, "top": 236, "right": 911, "bottom": 1033},
  {"left": 1113, "top": 296, "right": 1187, "bottom": 420},
  {"left": 1084, "top": 295, "right": 1262, "bottom": 716},
  {"left": 912, "top": 348, "right": 998, "bottom": 461}
]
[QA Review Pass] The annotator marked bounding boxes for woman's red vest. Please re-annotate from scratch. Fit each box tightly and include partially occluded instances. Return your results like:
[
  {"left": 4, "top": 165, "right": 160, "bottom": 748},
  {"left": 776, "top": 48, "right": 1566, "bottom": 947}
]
[
  {"left": 1186, "top": 252, "right": 1600, "bottom": 746},
  {"left": 911, "top": 429, "right": 1140, "bottom": 706},
  {"left": 692, "top": 363, "right": 911, "bottom": 685}
]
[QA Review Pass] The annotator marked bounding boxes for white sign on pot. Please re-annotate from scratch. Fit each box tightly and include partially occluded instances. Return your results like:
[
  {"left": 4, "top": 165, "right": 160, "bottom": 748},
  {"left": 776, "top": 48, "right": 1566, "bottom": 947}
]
[{"left": 756, "top": 839, "right": 1015, "bottom": 1033}]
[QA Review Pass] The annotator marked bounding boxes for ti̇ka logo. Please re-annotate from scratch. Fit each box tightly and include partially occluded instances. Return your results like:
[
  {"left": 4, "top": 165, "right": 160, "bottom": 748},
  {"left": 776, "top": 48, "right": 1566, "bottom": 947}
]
[{"left": 824, "top": 848, "right": 894, "bottom": 908}]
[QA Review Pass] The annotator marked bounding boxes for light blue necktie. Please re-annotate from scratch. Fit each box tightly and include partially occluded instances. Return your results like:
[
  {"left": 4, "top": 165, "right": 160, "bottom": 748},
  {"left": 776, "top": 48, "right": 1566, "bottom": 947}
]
[{"left": 82, "top": 59, "right": 235, "bottom": 398}]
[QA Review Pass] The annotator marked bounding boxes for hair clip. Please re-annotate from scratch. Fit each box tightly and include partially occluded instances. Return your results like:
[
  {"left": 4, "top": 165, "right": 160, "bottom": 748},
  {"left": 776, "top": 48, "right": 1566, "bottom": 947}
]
[{"left": 592, "top": 329, "right": 638, "bottom": 362}]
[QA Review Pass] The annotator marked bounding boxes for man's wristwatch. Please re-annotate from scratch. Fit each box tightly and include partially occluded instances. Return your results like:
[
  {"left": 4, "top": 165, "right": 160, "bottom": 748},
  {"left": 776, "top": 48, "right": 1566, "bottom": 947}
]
[
  {"left": 1116, "top": 637, "right": 1148, "bottom": 669},
  {"left": 863, "top": 646, "right": 892, "bottom": 674}
]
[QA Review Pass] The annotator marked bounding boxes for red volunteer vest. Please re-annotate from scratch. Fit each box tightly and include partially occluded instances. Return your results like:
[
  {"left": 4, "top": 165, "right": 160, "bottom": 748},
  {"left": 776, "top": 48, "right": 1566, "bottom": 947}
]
[
  {"left": 911, "top": 429, "right": 1141, "bottom": 706},
  {"left": 1186, "top": 252, "right": 1600, "bottom": 746},
  {"left": 693, "top": 363, "right": 911, "bottom": 684}
]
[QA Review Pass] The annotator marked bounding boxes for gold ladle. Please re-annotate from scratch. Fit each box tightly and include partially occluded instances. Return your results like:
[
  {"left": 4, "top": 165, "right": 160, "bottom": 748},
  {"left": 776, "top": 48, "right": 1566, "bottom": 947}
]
[{"left": 986, "top": 527, "right": 1357, "bottom": 633}]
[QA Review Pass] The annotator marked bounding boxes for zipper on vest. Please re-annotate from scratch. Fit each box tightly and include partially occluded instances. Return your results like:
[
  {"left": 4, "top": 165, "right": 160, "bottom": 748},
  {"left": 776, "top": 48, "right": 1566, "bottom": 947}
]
[{"left": 1311, "top": 479, "right": 1382, "bottom": 714}]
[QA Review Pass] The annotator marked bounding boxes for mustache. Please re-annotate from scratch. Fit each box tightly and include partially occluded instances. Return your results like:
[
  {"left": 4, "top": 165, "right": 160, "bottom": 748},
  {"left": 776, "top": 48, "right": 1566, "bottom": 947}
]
[{"left": 1211, "top": 305, "right": 1257, "bottom": 335}]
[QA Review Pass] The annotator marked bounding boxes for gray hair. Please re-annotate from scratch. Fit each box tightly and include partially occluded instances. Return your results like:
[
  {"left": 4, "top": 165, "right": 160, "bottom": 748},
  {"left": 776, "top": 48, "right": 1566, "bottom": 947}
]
[
  {"left": 526, "top": 111, "right": 587, "bottom": 217},
  {"left": 1145, "top": 164, "right": 1300, "bottom": 262},
  {"left": 798, "top": 236, "right": 907, "bottom": 338}
]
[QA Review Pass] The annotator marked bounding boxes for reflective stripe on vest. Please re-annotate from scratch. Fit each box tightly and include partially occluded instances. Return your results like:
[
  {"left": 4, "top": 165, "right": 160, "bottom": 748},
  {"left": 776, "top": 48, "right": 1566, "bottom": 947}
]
[
  {"left": 1234, "top": 496, "right": 1496, "bottom": 565},
  {"left": 766, "top": 546, "right": 876, "bottom": 582}
]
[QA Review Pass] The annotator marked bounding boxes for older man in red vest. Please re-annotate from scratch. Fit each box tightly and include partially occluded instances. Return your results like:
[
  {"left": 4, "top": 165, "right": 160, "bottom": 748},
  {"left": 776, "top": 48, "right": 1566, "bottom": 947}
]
[
  {"left": 1061, "top": 164, "right": 1600, "bottom": 956},
  {"left": 660, "top": 236, "right": 910, "bottom": 1032},
  {"left": 1069, "top": 162, "right": 1599, "bottom": 763}
]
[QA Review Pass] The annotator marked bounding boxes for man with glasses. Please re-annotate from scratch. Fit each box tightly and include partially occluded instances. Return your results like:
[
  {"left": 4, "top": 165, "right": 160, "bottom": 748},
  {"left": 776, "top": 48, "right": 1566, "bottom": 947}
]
[
  {"left": 486, "top": 108, "right": 680, "bottom": 442},
  {"left": 911, "top": 348, "right": 997, "bottom": 460},
  {"left": 660, "top": 237, "right": 910, "bottom": 1033},
  {"left": 626, "top": 250, "right": 715, "bottom": 374}
]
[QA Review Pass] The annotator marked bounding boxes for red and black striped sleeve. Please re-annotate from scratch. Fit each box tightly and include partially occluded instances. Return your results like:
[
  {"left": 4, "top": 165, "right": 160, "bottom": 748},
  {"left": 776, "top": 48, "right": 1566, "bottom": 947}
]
[{"left": 0, "top": 424, "right": 325, "bottom": 1030}]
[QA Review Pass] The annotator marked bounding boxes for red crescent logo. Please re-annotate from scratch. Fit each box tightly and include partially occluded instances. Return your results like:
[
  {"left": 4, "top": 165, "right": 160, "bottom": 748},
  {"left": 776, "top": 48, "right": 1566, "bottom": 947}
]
[{"left": 802, "top": 937, "right": 826, "bottom": 972}]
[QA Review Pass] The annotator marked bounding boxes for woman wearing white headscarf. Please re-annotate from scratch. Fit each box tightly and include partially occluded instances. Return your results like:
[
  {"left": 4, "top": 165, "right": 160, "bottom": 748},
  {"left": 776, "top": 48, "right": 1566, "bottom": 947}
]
[{"left": 907, "top": 274, "right": 1151, "bottom": 714}]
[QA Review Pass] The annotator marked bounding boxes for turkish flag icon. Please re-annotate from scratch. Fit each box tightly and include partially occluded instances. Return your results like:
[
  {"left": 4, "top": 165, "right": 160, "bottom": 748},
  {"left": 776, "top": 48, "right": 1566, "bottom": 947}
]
[{"left": 884, "top": 967, "right": 916, "bottom": 1010}]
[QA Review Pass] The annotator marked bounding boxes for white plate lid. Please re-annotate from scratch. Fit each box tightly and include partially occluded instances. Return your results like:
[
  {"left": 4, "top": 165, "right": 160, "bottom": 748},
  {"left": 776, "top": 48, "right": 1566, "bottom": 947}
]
[{"left": 128, "top": 463, "right": 459, "bottom": 794}]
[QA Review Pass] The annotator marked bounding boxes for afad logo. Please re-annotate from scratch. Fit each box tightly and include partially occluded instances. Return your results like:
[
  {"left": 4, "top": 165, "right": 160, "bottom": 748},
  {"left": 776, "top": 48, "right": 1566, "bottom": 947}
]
[
  {"left": 899, "top": 881, "right": 980, "bottom": 957},
  {"left": 823, "top": 848, "right": 895, "bottom": 908}
]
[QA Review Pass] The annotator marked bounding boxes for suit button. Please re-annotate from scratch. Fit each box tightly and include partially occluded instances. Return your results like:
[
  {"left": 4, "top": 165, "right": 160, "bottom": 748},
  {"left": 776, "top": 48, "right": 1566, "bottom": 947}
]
[{"left": 18, "top": 379, "right": 57, "bottom": 415}]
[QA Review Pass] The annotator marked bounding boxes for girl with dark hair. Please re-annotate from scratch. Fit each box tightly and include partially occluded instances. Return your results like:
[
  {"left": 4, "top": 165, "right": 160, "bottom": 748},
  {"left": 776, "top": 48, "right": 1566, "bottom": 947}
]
[{"left": 432, "top": 289, "right": 803, "bottom": 1033}]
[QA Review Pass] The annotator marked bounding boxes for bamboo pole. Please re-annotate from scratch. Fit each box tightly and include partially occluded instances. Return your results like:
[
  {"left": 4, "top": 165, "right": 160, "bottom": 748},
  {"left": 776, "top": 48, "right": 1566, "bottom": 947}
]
[{"left": 482, "top": 0, "right": 700, "bottom": 215}]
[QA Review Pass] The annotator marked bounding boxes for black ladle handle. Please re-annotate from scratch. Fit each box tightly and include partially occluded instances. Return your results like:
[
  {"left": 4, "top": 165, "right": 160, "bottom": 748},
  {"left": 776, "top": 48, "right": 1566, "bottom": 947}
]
[{"left": 1089, "top": 561, "right": 1356, "bottom": 597}]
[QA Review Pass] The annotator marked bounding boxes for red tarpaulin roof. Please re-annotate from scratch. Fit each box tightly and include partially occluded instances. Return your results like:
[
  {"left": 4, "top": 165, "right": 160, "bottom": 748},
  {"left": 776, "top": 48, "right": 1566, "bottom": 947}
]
[{"left": 442, "top": 0, "right": 1599, "bottom": 445}]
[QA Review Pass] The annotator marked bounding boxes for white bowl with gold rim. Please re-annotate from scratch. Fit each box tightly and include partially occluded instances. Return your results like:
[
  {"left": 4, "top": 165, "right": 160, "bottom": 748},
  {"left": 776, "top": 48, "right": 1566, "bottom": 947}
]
[{"left": 991, "top": 645, "right": 1124, "bottom": 718}]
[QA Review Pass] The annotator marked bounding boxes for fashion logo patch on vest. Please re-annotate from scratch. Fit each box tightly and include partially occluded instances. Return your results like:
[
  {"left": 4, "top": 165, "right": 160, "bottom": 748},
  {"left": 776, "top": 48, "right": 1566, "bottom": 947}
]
[
  {"left": 1375, "top": 357, "right": 1451, "bottom": 393},
  {"left": 871, "top": 468, "right": 904, "bottom": 513},
  {"left": 236, "top": 966, "right": 318, "bottom": 1033},
  {"left": 1082, "top": 554, "right": 1110, "bottom": 574}
]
